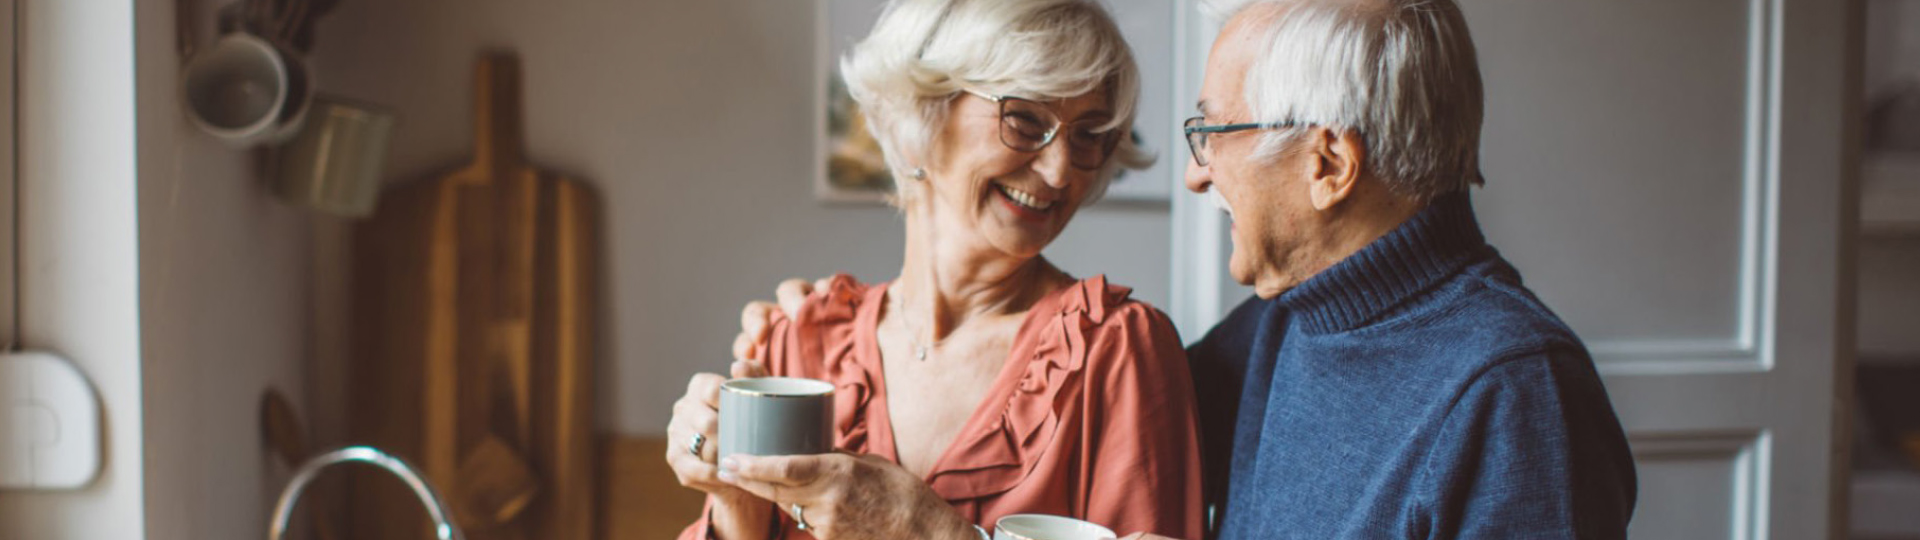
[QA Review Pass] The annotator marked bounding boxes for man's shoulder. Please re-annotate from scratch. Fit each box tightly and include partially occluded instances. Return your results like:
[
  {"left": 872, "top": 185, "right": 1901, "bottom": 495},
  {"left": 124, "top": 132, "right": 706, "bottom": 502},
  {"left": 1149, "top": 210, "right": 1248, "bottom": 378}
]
[
  {"left": 1408, "top": 256, "right": 1623, "bottom": 433},
  {"left": 1403, "top": 256, "right": 1587, "bottom": 365},
  {"left": 1188, "top": 294, "right": 1276, "bottom": 367}
]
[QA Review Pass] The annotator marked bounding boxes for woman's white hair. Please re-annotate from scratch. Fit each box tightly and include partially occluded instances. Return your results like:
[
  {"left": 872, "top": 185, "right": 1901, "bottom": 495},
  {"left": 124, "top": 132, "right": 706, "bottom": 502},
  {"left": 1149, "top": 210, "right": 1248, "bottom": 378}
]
[
  {"left": 841, "top": 0, "right": 1153, "bottom": 203},
  {"left": 1204, "top": 0, "right": 1485, "bottom": 201}
]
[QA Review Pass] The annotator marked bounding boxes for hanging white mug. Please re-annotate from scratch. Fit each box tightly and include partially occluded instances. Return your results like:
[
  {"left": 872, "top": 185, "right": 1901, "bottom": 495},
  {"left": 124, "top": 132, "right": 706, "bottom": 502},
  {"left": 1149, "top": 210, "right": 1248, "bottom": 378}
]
[{"left": 182, "top": 32, "right": 314, "bottom": 147}]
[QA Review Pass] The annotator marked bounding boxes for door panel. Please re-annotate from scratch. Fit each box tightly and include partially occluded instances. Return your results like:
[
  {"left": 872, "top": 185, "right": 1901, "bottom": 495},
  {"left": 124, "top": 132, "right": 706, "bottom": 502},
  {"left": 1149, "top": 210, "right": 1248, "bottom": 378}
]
[
  {"left": 1471, "top": 0, "right": 1754, "bottom": 351},
  {"left": 1629, "top": 432, "right": 1765, "bottom": 540}
]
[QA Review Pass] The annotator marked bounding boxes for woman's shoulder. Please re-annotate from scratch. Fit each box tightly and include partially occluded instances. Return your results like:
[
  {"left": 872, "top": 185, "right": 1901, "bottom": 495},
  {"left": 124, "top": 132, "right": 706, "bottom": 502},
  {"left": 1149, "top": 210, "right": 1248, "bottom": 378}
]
[
  {"left": 787, "top": 273, "right": 883, "bottom": 327},
  {"left": 1024, "top": 275, "right": 1187, "bottom": 378},
  {"left": 1022, "top": 274, "right": 1194, "bottom": 409},
  {"left": 760, "top": 274, "right": 883, "bottom": 382},
  {"left": 1047, "top": 274, "right": 1179, "bottom": 337}
]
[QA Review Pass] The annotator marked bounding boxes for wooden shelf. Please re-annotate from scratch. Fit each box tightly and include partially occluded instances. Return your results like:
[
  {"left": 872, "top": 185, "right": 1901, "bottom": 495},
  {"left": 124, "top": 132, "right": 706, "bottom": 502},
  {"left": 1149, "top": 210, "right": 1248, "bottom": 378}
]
[{"left": 1864, "top": 151, "right": 1920, "bottom": 236}]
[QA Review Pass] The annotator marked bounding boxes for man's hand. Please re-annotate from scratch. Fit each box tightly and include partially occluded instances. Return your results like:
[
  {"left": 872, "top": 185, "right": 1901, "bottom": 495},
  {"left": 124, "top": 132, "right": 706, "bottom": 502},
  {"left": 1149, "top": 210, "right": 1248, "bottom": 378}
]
[
  {"left": 719, "top": 452, "right": 981, "bottom": 540},
  {"left": 730, "top": 277, "right": 832, "bottom": 362}
]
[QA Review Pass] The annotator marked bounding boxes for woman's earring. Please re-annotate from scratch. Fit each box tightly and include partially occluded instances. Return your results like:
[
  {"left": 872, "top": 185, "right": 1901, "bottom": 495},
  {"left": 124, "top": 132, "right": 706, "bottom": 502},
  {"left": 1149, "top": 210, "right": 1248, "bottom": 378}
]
[{"left": 910, "top": 168, "right": 927, "bottom": 180}]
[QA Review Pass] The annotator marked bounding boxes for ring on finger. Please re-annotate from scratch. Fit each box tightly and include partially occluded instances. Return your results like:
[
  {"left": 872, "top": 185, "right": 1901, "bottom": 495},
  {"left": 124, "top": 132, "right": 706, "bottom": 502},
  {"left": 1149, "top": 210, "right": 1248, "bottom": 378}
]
[
  {"left": 687, "top": 433, "right": 706, "bottom": 459},
  {"left": 790, "top": 503, "right": 811, "bottom": 531}
]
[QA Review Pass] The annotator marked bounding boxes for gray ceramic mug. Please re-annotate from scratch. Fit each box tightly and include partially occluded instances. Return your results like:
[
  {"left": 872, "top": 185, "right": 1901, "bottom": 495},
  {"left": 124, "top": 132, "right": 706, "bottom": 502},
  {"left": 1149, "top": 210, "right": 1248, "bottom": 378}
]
[
  {"left": 992, "top": 514, "right": 1116, "bottom": 540},
  {"left": 718, "top": 377, "right": 835, "bottom": 458}
]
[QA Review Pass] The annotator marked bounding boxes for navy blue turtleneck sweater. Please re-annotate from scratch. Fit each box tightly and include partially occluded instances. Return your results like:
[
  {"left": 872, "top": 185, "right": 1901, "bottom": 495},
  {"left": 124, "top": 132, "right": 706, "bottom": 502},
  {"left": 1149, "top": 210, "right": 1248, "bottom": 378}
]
[{"left": 1189, "top": 193, "right": 1636, "bottom": 539}]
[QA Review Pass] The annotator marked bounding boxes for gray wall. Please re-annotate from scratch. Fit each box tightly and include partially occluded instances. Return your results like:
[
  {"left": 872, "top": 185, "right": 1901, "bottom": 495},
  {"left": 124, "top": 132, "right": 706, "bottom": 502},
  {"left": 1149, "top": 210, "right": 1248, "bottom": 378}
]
[{"left": 308, "top": 0, "right": 1174, "bottom": 436}]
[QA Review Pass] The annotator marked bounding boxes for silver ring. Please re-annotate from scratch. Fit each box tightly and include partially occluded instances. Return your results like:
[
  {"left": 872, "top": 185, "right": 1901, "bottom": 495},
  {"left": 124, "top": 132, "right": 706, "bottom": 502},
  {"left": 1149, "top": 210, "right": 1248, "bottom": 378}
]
[
  {"left": 687, "top": 433, "right": 706, "bottom": 458},
  {"left": 790, "top": 503, "right": 811, "bottom": 531}
]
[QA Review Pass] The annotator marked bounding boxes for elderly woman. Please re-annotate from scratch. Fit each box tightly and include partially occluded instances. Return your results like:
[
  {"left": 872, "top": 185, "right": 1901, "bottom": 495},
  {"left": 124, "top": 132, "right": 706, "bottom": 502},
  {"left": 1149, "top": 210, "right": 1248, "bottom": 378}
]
[{"left": 664, "top": 1, "right": 1204, "bottom": 539}]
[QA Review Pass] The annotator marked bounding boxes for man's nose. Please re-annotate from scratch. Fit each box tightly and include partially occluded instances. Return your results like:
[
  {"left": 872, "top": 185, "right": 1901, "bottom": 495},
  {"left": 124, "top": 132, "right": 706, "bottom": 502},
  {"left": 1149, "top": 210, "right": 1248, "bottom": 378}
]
[{"left": 1184, "top": 156, "right": 1211, "bottom": 193}]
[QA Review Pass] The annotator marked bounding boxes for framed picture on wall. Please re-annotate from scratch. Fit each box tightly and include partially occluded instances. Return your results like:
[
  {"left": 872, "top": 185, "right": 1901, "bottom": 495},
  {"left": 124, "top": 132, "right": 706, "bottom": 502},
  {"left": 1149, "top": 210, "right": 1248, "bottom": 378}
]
[
  {"left": 816, "top": 0, "right": 893, "bottom": 203},
  {"left": 814, "top": 0, "right": 1176, "bottom": 204}
]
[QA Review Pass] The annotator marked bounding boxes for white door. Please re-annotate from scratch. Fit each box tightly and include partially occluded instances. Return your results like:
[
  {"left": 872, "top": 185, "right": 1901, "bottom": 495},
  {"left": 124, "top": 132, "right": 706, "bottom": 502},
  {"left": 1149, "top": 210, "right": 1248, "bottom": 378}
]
[{"left": 1166, "top": 0, "right": 1855, "bottom": 538}]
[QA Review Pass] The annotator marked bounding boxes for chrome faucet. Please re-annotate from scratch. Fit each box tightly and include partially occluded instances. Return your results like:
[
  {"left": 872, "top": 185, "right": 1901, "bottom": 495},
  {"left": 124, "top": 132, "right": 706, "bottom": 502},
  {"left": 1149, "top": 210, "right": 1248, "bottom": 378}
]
[{"left": 268, "top": 445, "right": 466, "bottom": 540}]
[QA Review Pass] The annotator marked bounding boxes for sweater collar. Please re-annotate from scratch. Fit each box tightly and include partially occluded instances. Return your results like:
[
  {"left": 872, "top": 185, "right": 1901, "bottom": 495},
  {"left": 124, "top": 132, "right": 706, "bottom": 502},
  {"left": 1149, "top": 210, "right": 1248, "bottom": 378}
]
[{"left": 1276, "top": 191, "right": 1487, "bottom": 334}]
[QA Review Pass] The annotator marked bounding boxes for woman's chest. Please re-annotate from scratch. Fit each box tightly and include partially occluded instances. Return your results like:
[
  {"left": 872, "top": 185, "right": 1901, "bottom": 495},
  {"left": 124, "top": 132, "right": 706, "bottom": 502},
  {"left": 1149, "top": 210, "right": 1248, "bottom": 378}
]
[{"left": 876, "top": 327, "right": 1019, "bottom": 477}]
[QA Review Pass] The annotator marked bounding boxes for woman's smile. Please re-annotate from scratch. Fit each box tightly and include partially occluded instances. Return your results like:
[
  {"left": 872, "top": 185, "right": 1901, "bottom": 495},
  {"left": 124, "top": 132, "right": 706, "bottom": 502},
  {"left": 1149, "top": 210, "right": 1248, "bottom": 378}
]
[{"left": 990, "top": 182, "right": 1058, "bottom": 222}]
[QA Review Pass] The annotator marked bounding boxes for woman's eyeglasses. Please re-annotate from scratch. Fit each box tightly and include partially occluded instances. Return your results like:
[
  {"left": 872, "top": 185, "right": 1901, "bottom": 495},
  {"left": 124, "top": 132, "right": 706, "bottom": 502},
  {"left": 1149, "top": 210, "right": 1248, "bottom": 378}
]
[
  {"left": 965, "top": 89, "right": 1121, "bottom": 171},
  {"left": 1182, "top": 116, "right": 1294, "bottom": 167}
]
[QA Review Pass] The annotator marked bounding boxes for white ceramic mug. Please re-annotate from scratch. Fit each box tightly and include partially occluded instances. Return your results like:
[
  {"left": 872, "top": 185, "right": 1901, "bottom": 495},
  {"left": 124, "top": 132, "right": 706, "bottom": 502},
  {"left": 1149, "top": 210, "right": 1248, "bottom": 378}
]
[
  {"left": 992, "top": 514, "right": 1116, "bottom": 540},
  {"left": 718, "top": 377, "right": 834, "bottom": 458},
  {"left": 182, "top": 33, "right": 314, "bottom": 147}
]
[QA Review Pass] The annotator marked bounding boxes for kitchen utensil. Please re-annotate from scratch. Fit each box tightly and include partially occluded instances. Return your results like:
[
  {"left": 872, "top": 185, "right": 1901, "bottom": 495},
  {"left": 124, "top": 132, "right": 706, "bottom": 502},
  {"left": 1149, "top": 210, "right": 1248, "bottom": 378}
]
[
  {"left": 261, "top": 389, "right": 310, "bottom": 466},
  {"left": 348, "top": 51, "right": 599, "bottom": 540},
  {"left": 259, "top": 388, "right": 341, "bottom": 540}
]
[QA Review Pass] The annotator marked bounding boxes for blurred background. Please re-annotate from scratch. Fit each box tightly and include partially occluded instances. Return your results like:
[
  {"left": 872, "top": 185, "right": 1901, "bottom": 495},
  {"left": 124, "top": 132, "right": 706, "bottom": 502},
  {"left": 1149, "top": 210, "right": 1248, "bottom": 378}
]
[{"left": 0, "top": 0, "right": 1911, "bottom": 539}]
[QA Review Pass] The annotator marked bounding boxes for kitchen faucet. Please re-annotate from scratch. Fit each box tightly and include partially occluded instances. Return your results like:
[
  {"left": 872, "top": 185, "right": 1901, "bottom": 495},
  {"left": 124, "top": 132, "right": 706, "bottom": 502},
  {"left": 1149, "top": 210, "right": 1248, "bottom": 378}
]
[{"left": 268, "top": 445, "right": 465, "bottom": 540}]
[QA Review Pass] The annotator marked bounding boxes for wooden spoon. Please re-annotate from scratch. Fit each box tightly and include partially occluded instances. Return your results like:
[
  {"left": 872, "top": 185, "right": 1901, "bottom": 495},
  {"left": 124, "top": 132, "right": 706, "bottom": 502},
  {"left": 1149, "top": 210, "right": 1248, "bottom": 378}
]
[{"left": 260, "top": 388, "right": 340, "bottom": 540}]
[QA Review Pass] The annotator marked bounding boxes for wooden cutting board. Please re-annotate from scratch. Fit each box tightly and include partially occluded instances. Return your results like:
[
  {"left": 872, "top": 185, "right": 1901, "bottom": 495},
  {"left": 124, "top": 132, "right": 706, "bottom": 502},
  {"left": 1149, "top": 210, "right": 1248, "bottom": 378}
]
[{"left": 347, "top": 51, "right": 598, "bottom": 540}]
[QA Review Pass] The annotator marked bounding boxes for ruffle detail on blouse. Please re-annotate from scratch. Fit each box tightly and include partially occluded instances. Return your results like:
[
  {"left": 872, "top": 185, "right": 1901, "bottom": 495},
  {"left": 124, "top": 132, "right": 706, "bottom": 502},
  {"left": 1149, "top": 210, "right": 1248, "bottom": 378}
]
[
  {"left": 790, "top": 274, "right": 878, "bottom": 453},
  {"left": 925, "top": 275, "right": 1136, "bottom": 501}
]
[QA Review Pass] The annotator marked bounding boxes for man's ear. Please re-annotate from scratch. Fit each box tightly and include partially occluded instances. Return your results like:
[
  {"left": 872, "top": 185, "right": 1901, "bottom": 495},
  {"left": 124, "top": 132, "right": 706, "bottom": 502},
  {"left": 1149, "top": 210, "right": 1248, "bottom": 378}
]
[{"left": 1306, "top": 127, "right": 1366, "bottom": 211}]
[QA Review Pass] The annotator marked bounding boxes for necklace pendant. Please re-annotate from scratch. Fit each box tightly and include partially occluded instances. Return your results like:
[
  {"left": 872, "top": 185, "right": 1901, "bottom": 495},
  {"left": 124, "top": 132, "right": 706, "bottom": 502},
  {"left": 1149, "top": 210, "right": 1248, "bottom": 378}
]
[{"left": 916, "top": 346, "right": 928, "bottom": 361}]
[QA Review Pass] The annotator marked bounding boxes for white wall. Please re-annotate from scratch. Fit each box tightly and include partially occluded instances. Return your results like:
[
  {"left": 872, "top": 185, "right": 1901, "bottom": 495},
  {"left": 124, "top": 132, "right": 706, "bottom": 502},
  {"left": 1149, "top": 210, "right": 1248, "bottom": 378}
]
[
  {"left": 0, "top": 0, "right": 145, "bottom": 537},
  {"left": 0, "top": 1, "right": 317, "bottom": 537},
  {"left": 308, "top": 0, "right": 1173, "bottom": 436},
  {"left": 133, "top": 0, "right": 318, "bottom": 538}
]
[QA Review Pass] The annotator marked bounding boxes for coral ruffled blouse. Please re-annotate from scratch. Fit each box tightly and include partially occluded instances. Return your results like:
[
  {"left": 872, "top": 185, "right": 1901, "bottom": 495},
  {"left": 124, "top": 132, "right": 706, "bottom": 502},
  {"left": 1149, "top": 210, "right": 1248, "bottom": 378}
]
[{"left": 680, "top": 274, "right": 1205, "bottom": 540}]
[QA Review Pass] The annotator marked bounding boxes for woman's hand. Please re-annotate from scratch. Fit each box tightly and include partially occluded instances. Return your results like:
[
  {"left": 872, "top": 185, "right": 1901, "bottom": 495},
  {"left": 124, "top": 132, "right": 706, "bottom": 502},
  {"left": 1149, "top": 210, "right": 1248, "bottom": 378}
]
[
  {"left": 664, "top": 361, "right": 772, "bottom": 537},
  {"left": 719, "top": 452, "right": 982, "bottom": 540},
  {"left": 731, "top": 278, "right": 831, "bottom": 362}
]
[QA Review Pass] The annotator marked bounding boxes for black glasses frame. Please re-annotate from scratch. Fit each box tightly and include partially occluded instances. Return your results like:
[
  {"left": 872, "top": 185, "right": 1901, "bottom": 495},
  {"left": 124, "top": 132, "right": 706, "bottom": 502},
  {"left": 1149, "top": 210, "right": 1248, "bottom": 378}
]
[{"left": 1183, "top": 116, "right": 1294, "bottom": 167}]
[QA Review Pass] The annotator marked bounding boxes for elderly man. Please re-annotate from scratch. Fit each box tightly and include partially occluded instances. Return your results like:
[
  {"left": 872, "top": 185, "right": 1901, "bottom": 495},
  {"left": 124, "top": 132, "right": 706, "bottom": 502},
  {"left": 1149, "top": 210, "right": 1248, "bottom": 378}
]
[{"left": 1141, "top": 0, "right": 1637, "bottom": 538}]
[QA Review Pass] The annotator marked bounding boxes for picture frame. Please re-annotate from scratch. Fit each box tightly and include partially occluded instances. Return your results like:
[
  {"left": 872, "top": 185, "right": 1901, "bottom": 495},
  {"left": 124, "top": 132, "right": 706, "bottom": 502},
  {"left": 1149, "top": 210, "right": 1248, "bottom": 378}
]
[{"left": 815, "top": 0, "right": 893, "bottom": 203}]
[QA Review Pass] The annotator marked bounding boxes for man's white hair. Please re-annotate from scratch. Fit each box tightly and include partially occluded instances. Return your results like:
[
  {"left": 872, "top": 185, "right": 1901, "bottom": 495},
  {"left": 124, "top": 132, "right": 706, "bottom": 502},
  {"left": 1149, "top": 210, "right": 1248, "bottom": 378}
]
[
  {"left": 841, "top": 0, "right": 1153, "bottom": 203},
  {"left": 1205, "top": 0, "right": 1485, "bottom": 201}
]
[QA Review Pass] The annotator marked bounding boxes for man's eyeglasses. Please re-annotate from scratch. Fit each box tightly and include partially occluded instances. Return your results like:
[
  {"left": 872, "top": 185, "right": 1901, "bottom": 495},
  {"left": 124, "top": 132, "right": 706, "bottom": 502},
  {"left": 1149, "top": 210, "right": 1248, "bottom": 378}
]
[
  {"left": 965, "top": 89, "right": 1121, "bottom": 171},
  {"left": 1183, "top": 116, "right": 1294, "bottom": 167}
]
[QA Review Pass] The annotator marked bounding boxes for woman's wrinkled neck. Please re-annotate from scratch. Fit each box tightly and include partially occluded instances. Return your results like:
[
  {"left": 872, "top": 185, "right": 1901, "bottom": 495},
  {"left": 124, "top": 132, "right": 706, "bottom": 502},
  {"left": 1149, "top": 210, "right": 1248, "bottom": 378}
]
[{"left": 895, "top": 204, "right": 1062, "bottom": 340}]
